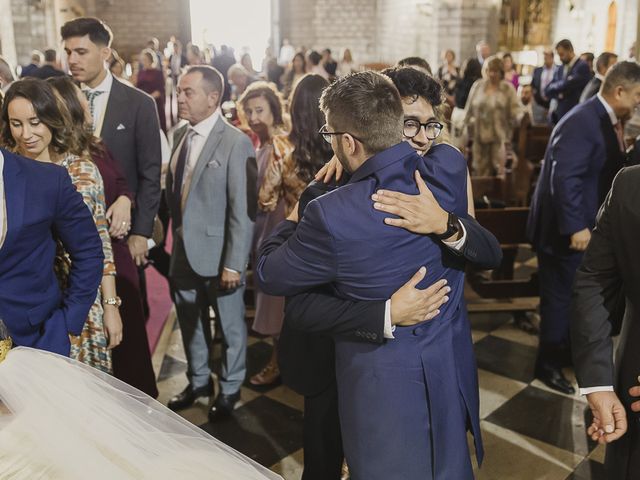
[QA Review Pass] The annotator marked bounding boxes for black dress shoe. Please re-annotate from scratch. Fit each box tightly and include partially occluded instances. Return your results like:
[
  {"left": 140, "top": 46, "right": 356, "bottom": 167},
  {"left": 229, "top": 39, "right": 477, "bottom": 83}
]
[
  {"left": 167, "top": 382, "right": 213, "bottom": 411},
  {"left": 535, "top": 363, "right": 575, "bottom": 395},
  {"left": 208, "top": 391, "right": 240, "bottom": 422}
]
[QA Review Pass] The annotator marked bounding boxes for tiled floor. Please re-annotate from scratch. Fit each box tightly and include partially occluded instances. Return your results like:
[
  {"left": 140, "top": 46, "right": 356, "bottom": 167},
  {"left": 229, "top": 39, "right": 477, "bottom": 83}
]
[{"left": 153, "top": 248, "right": 607, "bottom": 480}]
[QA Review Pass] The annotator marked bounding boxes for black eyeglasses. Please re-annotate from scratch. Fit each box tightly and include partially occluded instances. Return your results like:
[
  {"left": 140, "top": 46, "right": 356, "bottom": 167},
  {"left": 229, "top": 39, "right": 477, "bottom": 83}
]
[
  {"left": 403, "top": 119, "right": 444, "bottom": 140},
  {"left": 318, "top": 124, "right": 363, "bottom": 144}
]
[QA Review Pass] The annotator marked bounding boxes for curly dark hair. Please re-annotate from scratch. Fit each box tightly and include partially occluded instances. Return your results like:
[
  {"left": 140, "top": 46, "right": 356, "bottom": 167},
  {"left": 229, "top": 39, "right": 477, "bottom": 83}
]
[
  {"left": 0, "top": 78, "right": 74, "bottom": 156},
  {"left": 382, "top": 66, "right": 444, "bottom": 117},
  {"left": 288, "top": 74, "right": 333, "bottom": 183},
  {"left": 47, "top": 76, "right": 102, "bottom": 158}
]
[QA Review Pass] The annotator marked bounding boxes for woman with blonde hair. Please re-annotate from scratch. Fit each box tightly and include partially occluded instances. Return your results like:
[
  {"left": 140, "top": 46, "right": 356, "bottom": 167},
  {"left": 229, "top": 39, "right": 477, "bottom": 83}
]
[{"left": 464, "top": 55, "right": 520, "bottom": 176}]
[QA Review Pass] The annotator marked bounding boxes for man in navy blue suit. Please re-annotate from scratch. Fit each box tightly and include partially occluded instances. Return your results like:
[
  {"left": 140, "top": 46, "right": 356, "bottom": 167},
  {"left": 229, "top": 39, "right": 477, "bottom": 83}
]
[
  {"left": 545, "top": 39, "right": 592, "bottom": 125},
  {"left": 0, "top": 148, "right": 104, "bottom": 355},
  {"left": 257, "top": 71, "right": 479, "bottom": 479},
  {"left": 527, "top": 61, "right": 640, "bottom": 394}
]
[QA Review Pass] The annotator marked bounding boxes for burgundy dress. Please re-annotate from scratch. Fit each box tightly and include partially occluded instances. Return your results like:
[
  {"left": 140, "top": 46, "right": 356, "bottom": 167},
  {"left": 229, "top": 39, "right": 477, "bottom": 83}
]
[
  {"left": 93, "top": 145, "right": 159, "bottom": 398},
  {"left": 136, "top": 68, "right": 166, "bottom": 132}
]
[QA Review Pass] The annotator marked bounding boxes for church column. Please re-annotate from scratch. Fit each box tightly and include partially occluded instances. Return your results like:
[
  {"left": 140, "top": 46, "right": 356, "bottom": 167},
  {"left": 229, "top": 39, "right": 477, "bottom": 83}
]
[{"left": 0, "top": 0, "right": 18, "bottom": 68}]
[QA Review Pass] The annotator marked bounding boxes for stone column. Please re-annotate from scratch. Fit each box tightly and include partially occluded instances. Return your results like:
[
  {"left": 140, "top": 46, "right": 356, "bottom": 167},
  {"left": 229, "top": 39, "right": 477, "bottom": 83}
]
[{"left": 0, "top": 0, "right": 18, "bottom": 68}]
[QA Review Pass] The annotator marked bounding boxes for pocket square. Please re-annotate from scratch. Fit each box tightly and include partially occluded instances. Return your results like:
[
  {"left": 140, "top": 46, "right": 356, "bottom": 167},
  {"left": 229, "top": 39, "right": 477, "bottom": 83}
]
[
  {"left": 116, "top": 124, "right": 126, "bottom": 131},
  {"left": 207, "top": 160, "right": 221, "bottom": 168}
]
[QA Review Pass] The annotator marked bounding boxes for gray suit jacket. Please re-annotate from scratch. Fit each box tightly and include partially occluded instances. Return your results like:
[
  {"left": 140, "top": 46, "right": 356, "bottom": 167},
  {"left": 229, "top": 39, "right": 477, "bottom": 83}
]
[
  {"left": 571, "top": 166, "right": 640, "bottom": 479},
  {"left": 166, "top": 118, "right": 256, "bottom": 277},
  {"left": 101, "top": 78, "right": 162, "bottom": 238}
]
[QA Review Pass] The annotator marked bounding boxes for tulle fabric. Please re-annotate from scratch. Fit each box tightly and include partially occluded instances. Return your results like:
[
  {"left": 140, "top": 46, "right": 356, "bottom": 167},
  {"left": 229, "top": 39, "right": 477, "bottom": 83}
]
[{"left": 0, "top": 347, "right": 282, "bottom": 480}]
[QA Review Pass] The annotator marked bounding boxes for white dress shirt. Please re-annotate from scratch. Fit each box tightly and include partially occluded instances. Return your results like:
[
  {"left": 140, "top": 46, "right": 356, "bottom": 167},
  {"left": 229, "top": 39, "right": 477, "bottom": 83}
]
[
  {"left": 81, "top": 70, "right": 114, "bottom": 135},
  {"left": 0, "top": 150, "right": 6, "bottom": 250}
]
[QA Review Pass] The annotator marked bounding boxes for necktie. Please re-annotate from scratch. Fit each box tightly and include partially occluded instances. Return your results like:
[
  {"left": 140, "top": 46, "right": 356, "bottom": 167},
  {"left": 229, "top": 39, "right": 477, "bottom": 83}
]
[
  {"left": 614, "top": 121, "right": 625, "bottom": 152},
  {"left": 84, "top": 90, "right": 104, "bottom": 128},
  {"left": 171, "top": 129, "right": 197, "bottom": 229}
]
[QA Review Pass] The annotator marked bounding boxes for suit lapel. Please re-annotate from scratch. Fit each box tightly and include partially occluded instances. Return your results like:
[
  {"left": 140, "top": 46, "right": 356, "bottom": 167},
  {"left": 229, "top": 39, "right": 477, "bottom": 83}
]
[
  {"left": 0, "top": 154, "right": 25, "bottom": 259},
  {"left": 188, "top": 118, "right": 226, "bottom": 193},
  {"left": 166, "top": 125, "right": 189, "bottom": 194},
  {"left": 100, "top": 79, "right": 128, "bottom": 141}
]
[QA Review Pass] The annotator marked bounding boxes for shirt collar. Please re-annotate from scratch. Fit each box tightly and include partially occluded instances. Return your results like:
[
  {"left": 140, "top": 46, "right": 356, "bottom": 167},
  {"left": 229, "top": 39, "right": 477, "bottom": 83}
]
[
  {"left": 596, "top": 93, "right": 618, "bottom": 126},
  {"left": 191, "top": 108, "right": 222, "bottom": 137},
  {"left": 567, "top": 55, "right": 579, "bottom": 70},
  {"left": 82, "top": 69, "right": 113, "bottom": 93},
  {"left": 595, "top": 72, "right": 605, "bottom": 82}
]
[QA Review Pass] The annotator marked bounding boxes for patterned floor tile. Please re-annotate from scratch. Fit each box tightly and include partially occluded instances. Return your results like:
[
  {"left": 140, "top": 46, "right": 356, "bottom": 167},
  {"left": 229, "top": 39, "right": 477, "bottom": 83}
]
[
  {"left": 469, "top": 311, "right": 513, "bottom": 332},
  {"left": 491, "top": 320, "right": 539, "bottom": 348},
  {"left": 474, "top": 421, "right": 583, "bottom": 480},
  {"left": 201, "top": 395, "right": 303, "bottom": 468},
  {"left": 474, "top": 335, "right": 537, "bottom": 383},
  {"left": 270, "top": 448, "right": 303, "bottom": 479},
  {"left": 478, "top": 369, "right": 528, "bottom": 419},
  {"left": 564, "top": 458, "right": 608, "bottom": 480},
  {"left": 485, "top": 385, "right": 596, "bottom": 457},
  {"left": 157, "top": 353, "right": 188, "bottom": 382}
]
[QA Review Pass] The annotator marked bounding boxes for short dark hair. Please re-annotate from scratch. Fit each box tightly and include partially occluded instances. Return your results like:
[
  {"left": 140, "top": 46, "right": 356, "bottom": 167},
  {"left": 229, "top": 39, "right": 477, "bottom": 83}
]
[
  {"left": 596, "top": 52, "right": 618, "bottom": 74},
  {"left": 307, "top": 50, "right": 322, "bottom": 66},
  {"left": 397, "top": 57, "right": 433, "bottom": 76},
  {"left": 183, "top": 65, "right": 224, "bottom": 100},
  {"left": 43, "top": 49, "right": 57, "bottom": 62},
  {"left": 238, "top": 81, "right": 285, "bottom": 128},
  {"left": 319, "top": 71, "right": 403, "bottom": 155},
  {"left": 555, "top": 39, "right": 574, "bottom": 51},
  {"left": 1, "top": 78, "right": 73, "bottom": 155},
  {"left": 601, "top": 61, "right": 640, "bottom": 94},
  {"left": 382, "top": 66, "right": 444, "bottom": 118},
  {"left": 61, "top": 17, "right": 113, "bottom": 47}
]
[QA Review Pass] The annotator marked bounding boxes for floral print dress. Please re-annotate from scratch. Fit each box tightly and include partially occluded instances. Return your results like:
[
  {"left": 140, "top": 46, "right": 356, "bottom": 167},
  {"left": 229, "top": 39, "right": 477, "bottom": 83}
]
[{"left": 57, "top": 154, "right": 115, "bottom": 373}]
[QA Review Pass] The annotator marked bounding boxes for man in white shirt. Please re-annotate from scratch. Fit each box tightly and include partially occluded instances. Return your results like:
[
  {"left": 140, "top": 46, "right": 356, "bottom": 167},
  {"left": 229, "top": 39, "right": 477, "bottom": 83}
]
[{"left": 164, "top": 66, "right": 256, "bottom": 422}]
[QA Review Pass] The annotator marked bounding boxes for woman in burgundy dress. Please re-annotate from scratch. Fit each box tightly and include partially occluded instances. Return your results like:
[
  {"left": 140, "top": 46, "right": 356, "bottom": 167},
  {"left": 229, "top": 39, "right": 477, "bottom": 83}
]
[
  {"left": 137, "top": 48, "right": 166, "bottom": 132},
  {"left": 48, "top": 77, "right": 158, "bottom": 397}
]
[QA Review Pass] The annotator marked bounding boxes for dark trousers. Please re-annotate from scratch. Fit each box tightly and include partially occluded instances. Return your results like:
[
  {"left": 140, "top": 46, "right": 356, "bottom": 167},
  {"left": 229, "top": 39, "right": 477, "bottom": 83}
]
[
  {"left": 537, "top": 250, "right": 584, "bottom": 363},
  {"left": 302, "top": 381, "right": 343, "bottom": 480}
]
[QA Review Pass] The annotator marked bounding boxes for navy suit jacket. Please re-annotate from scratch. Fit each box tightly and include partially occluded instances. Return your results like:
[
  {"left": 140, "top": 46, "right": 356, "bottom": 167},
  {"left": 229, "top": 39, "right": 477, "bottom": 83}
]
[
  {"left": 0, "top": 149, "right": 104, "bottom": 355},
  {"left": 527, "top": 96, "right": 626, "bottom": 255},
  {"left": 531, "top": 65, "right": 558, "bottom": 109},
  {"left": 545, "top": 58, "right": 591, "bottom": 124},
  {"left": 257, "top": 142, "right": 484, "bottom": 467}
]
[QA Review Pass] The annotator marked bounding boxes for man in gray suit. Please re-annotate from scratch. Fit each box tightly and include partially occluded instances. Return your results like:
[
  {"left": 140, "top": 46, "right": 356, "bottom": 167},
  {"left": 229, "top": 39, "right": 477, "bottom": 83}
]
[
  {"left": 572, "top": 165, "right": 640, "bottom": 479},
  {"left": 165, "top": 65, "right": 256, "bottom": 422}
]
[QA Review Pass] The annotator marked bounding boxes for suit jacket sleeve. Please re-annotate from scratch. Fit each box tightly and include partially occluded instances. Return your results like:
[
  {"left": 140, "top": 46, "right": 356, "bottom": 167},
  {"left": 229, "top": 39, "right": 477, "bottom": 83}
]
[
  {"left": 223, "top": 135, "right": 257, "bottom": 272},
  {"left": 571, "top": 169, "right": 625, "bottom": 388},
  {"left": 256, "top": 199, "right": 338, "bottom": 296},
  {"left": 53, "top": 168, "right": 105, "bottom": 335},
  {"left": 130, "top": 95, "right": 162, "bottom": 237},
  {"left": 550, "top": 123, "right": 593, "bottom": 235},
  {"left": 458, "top": 216, "right": 503, "bottom": 269},
  {"left": 545, "top": 61, "right": 591, "bottom": 99}
]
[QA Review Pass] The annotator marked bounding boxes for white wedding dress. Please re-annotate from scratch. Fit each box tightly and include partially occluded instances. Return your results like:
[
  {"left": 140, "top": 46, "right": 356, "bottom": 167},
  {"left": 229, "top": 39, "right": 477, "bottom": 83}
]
[{"left": 0, "top": 347, "right": 282, "bottom": 480}]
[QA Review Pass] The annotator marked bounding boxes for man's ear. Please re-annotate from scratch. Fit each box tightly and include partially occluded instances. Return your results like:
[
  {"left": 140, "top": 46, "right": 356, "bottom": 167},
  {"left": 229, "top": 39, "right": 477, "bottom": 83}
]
[
  {"left": 101, "top": 46, "right": 112, "bottom": 63},
  {"left": 344, "top": 134, "right": 358, "bottom": 155},
  {"left": 209, "top": 90, "right": 220, "bottom": 108}
]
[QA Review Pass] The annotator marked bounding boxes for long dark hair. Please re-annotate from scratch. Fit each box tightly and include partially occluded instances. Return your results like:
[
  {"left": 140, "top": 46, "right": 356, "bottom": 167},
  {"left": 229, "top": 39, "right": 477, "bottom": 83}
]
[
  {"left": 0, "top": 78, "right": 73, "bottom": 155},
  {"left": 289, "top": 74, "right": 333, "bottom": 182},
  {"left": 47, "top": 76, "right": 100, "bottom": 158}
]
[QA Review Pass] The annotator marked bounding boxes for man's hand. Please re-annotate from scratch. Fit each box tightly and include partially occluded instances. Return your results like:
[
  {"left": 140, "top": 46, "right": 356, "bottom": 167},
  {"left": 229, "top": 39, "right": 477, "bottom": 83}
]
[
  {"left": 127, "top": 234, "right": 149, "bottom": 267},
  {"left": 372, "top": 171, "right": 457, "bottom": 239},
  {"left": 390, "top": 266, "right": 450, "bottom": 326},
  {"left": 106, "top": 195, "right": 132, "bottom": 239},
  {"left": 585, "top": 391, "right": 628, "bottom": 444},
  {"left": 220, "top": 269, "right": 241, "bottom": 290},
  {"left": 314, "top": 155, "right": 343, "bottom": 184},
  {"left": 570, "top": 228, "right": 591, "bottom": 251},
  {"left": 103, "top": 305, "right": 123, "bottom": 349},
  {"left": 629, "top": 376, "right": 640, "bottom": 412}
]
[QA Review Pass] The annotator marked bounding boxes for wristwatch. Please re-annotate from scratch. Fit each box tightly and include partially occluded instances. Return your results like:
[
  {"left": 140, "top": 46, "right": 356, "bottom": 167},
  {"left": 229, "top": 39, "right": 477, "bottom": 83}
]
[
  {"left": 102, "top": 296, "right": 122, "bottom": 308},
  {"left": 435, "top": 212, "right": 460, "bottom": 240}
]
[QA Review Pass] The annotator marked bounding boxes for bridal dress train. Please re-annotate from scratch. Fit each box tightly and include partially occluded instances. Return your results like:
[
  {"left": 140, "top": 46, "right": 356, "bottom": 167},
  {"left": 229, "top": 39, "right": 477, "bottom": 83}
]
[{"left": 0, "top": 323, "right": 282, "bottom": 480}]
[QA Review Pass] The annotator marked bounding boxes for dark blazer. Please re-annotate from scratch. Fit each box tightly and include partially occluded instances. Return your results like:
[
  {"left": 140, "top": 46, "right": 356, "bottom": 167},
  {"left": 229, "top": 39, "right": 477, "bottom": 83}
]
[
  {"left": 100, "top": 78, "right": 162, "bottom": 238},
  {"left": 31, "top": 64, "right": 66, "bottom": 79},
  {"left": 0, "top": 149, "right": 104, "bottom": 355},
  {"left": 527, "top": 96, "right": 626, "bottom": 255},
  {"left": 531, "top": 65, "right": 558, "bottom": 109},
  {"left": 579, "top": 76, "right": 602, "bottom": 103},
  {"left": 257, "top": 142, "right": 483, "bottom": 477},
  {"left": 545, "top": 58, "right": 591, "bottom": 124},
  {"left": 571, "top": 166, "right": 640, "bottom": 479}
]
